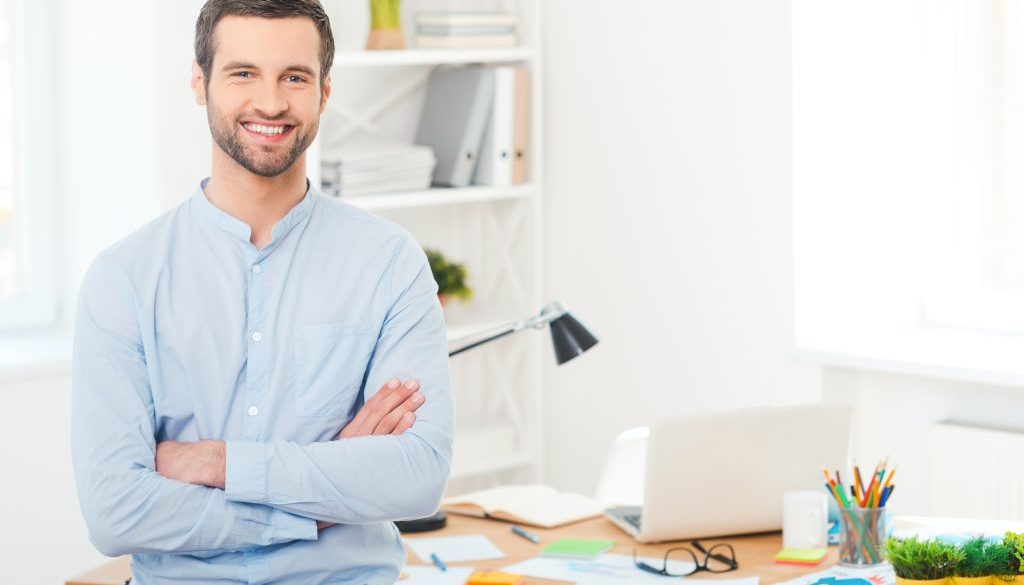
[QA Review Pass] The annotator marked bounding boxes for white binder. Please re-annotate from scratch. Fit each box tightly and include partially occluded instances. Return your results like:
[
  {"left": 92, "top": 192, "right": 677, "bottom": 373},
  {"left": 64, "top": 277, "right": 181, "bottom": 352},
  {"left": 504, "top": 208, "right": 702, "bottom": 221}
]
[{"left": 472, "top": 66, "right": 516, "bottom": 186}]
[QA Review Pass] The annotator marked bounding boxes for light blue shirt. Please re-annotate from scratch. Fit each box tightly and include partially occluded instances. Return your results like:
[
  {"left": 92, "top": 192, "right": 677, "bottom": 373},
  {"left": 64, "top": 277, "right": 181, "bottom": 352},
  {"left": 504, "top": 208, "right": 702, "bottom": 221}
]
[{"left": 71, "top": 179, "right": 454, "bottom": 585}]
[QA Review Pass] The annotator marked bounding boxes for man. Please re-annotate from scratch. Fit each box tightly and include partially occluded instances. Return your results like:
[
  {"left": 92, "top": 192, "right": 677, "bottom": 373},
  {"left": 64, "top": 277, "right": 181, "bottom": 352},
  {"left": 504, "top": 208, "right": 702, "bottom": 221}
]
[{"left": 70, "top": 1, "right": 453, "bottom": 583}]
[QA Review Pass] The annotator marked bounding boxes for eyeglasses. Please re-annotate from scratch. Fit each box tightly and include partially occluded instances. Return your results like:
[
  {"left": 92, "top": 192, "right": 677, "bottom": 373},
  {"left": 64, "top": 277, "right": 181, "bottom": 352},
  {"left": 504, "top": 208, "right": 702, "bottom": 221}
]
[{"left": 633, "top": 540, "right": 739, "bottom": 577}]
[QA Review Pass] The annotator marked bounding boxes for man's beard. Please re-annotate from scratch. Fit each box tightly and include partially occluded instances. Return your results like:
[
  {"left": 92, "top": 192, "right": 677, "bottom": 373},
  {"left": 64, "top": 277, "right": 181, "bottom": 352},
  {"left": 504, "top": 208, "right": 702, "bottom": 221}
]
[{"left": 206, "top": 102, "right": 317, "bottom": 178}]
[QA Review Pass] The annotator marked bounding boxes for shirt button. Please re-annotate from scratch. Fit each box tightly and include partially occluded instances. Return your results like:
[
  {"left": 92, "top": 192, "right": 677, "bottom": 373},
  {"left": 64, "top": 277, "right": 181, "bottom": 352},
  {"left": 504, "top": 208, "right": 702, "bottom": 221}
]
[
  {"left": 251, "top": 332, "right": 262, "bottom": 342},
  {"left": 248, "top": 406, "right": 258, "bottom": 416},
  {"left": 252, "top": 264, "right": 262, "bottom": 274}
]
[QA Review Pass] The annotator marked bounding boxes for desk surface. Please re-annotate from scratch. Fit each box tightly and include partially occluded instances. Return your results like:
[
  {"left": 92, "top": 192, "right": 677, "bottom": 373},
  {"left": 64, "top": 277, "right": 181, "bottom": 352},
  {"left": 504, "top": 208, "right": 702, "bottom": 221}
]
[{"left": 66, "top": 514, "right": 837, "bottom": 584}]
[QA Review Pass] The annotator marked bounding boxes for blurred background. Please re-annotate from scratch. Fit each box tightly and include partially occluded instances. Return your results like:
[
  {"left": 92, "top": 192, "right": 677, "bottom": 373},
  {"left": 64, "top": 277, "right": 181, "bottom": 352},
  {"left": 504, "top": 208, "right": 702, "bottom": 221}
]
[{"left": 4, "top": 0, "right": 1024, "bottom": 582}]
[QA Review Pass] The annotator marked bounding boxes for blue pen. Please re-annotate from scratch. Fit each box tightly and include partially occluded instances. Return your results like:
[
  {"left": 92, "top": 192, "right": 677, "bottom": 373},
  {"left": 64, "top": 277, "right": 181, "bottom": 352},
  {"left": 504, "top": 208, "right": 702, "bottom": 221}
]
[
  {"left": 429, "top": 552, "right": 447, "bottom": 572},
  {"left": 511, "top": 525, "right": 540, "bottom": 543},
  {"left": 880, "top": 485, "right": 895, "bottom": 507}
]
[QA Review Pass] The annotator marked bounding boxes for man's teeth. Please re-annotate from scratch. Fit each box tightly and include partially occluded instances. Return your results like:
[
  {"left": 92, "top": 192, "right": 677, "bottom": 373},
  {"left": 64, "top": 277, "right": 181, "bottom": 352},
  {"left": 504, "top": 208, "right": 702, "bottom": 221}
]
[{"left": 244, "top": 123, "right": 287, "bottom": 135}]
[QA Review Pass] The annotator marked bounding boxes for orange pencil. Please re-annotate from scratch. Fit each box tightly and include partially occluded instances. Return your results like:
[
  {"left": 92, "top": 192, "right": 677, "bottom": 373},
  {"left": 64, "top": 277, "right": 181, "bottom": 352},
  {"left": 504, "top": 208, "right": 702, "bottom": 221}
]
[
  {"left": 863, "top": 461, "right": 881, "bottom": 507},
  {"left": 854, "top": 465, "right": 865, "bottom": 504},
  {"left": 882, "top": 467, "right": 897, "bottom": 491}
]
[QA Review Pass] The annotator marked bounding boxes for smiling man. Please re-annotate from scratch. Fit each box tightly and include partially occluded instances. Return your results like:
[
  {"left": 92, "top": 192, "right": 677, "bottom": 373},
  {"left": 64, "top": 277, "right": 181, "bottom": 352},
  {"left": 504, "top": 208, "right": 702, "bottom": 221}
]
[{"left": 70, "top": 1, "right": 454, "bottom": 584}]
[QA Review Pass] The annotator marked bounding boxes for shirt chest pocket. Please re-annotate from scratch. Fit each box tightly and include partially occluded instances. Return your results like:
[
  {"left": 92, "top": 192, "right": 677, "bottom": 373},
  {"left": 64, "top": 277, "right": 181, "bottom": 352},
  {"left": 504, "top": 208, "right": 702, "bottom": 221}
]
[{"left": 293, "top": 321, "right": 374, "bottom": 417}]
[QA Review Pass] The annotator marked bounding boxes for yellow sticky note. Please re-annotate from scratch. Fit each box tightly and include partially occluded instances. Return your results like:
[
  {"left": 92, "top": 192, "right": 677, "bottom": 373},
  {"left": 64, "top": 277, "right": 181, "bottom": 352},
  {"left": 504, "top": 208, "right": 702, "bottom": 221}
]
[{"left": 466, "top": 570, "right": 525, "bottom": 585}]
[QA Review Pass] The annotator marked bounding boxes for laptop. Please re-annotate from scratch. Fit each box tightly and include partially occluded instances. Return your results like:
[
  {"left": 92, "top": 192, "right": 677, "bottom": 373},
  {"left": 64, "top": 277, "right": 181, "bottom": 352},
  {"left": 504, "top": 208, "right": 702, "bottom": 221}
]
[{"left": 606, "top": 404, "right": 852, "bottom": 543}]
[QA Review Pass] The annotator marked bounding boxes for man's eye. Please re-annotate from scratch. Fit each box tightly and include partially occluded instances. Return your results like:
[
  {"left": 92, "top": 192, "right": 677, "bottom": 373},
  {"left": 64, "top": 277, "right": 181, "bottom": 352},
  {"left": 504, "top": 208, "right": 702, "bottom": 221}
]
[
  {"left": 233, "top": 71, "right": 252, "bottom": 78},
  {"left": 286, "top": 75, "right": 304, "bottom": 83}
]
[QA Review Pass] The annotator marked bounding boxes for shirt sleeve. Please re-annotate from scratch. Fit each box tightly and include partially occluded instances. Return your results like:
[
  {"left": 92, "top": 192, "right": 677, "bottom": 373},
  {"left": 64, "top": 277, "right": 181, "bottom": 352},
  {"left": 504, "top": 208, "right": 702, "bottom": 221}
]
[
  {"left": 71, "top": 254, "right": 318, "bottom": 557},
  {"left": 223, "top": 233, "right": 455, "bottom": 524}
]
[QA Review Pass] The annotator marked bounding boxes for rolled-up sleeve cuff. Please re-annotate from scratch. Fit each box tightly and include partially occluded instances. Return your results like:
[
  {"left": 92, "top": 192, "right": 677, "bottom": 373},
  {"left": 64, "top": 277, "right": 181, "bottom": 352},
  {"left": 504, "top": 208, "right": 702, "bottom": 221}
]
[
  {"left": 269, "top": 508, "right": 318, "bottom": 544},
  {"left": 225, "top": 440, "right": 267, "bottom": 504}
]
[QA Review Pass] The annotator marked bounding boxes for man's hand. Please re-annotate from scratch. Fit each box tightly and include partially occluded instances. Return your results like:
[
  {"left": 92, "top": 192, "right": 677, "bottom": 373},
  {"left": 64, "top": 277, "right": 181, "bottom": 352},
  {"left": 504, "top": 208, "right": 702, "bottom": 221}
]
[
  {"left": 155, "top": 439, "right": 225, "bottom": 489},
  {"left": 155, "top": 379, "right": 423, "bottom": 532},
  {"left": 318, "top": 378, "right": 423, "bottom": 532},
  {"left": 339, "top": 378, "right": 423, "bottom": 439}
]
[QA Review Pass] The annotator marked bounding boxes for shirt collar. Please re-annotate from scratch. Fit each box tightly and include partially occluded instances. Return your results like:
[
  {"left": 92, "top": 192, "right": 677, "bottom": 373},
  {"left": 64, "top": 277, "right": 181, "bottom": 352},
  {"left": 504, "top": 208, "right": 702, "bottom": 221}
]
[{"left": 190, "top": 177, "right": 317, "bottom": 248}]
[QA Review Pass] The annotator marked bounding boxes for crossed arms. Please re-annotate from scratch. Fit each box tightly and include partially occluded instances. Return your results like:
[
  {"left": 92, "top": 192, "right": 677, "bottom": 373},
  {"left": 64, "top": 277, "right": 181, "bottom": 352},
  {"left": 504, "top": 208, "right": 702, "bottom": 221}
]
[
  {"left": 154, "top": 377, "right": 427, "bottom": 530},
  {"left": 71, "top": 240, "right": 453, "bottom": 557}
]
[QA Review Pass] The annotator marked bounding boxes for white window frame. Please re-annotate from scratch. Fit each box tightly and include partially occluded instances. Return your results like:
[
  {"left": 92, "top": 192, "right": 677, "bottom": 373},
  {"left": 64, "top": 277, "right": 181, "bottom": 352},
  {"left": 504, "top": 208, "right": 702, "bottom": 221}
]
[
  {"left": 793, "top": 0, "right": 1024, "bottom": 387},
  {"left": 0, "top": 0, "right": 59, "bottom": 332}
]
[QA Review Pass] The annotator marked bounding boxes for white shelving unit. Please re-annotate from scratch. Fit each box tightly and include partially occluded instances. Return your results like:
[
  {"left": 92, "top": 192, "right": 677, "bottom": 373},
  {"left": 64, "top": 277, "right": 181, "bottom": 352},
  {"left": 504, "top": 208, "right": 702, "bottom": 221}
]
[
  {"left": 346, "top": 183, "right": 535, "bottom": 212},
  {"left": 332, "top": 46, "right": 533, "bottom": 67},
  {"left": 320, "top": 1, "right": 544, "bottom": 490}
]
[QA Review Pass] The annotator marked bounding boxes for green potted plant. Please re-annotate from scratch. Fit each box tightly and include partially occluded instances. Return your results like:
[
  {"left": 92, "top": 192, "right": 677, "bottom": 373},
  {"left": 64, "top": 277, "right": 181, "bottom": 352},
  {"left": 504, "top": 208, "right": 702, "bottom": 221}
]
[
  {"left": 366, "top": 0, "right": 405, "bottom": 50},
  {"left": 1001, "top": 532, "right": 1024, "bottom": 583},
  {"left": 954, "top": 537, "right": 1008, "bottom": 585},
  {"left": 425, "top": 248, "right": 472, "bottom": 307},
  {"left": 886, "top": 536, "right": 964, "bottom": 585}
]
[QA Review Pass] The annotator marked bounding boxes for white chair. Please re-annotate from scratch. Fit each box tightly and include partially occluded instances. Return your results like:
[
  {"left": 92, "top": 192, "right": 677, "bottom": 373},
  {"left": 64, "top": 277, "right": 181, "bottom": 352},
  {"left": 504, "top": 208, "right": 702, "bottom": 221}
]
[{"left": 593, "top": 426, "right": 649, "bottom": 507}]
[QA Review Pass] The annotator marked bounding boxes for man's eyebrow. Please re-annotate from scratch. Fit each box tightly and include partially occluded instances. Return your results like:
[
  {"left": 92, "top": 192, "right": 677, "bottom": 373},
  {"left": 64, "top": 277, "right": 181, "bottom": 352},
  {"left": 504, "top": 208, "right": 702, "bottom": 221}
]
[
  {"left": 283, "top": 64, "right": 317, "bottom": 78},
  {"left": 220, "top": 61, "right": 316, "bottom": 78},
  {"left": 221, "top": 61, "right": 258, "bottom": 71}
]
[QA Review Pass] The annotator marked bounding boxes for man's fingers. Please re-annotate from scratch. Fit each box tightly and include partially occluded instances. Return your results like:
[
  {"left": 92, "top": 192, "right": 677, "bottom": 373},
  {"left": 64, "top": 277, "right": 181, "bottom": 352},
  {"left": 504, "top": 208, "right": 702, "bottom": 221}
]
[
  {"left": 339, "top": 378, "right": 403, "bottom": 438},
  {"left": 372, "top": 379, "right": 419, "bottom": 416},
  {"left": 391, "top": 411, "right": 416, "bottom": 435},
  {"left": 372, "top": 391, "right": 424, "bottom": 435},
  {"left": 338, "top": 378, "right": 419, "bottom": 439}
]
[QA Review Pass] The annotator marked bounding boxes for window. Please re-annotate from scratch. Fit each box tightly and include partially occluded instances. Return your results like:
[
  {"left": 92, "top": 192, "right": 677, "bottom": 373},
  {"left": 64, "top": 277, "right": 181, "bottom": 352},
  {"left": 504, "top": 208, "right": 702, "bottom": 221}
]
[
  {"left": 0, "top": 0, "right": 17, "bottom": 297},
  {"left": 793, "top": 0, "right": 1024, "bottom": 382},
  {"left": 0, "top": 0, "right": 57, "bottom": 332}
]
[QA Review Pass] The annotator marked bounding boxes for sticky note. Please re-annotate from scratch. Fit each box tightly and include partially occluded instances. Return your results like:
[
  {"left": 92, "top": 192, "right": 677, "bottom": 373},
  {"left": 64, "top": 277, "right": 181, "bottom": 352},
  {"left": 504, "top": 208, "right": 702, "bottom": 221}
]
[
  {"left": 774, "top": 547, "right": 828, "bottom": 565},
  {"left": 540, "top": 538, "right": 616, "bottom": 559},
  {"left": 466, "top": 570, "right": 525, "bottom": 585}
]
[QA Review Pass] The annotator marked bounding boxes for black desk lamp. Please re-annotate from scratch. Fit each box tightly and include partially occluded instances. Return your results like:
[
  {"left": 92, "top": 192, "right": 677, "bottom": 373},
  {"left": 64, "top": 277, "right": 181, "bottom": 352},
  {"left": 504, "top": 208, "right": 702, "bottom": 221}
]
[
  {"left": 395, "top": 300, "right": 599, "bottom": 533},
  {"left": 448, "top": 300, "right": 599, "bottom": 363}
]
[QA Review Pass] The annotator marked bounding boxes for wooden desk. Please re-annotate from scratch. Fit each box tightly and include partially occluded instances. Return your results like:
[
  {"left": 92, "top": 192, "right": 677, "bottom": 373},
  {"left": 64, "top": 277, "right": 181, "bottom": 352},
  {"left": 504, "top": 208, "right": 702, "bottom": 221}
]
[{"left": 66, "top": 514, "right": 836, "bottom": 584}]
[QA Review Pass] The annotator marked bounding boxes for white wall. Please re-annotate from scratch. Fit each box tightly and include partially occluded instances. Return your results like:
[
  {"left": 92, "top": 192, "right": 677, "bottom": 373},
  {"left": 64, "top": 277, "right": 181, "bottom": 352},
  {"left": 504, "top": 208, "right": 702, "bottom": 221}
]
[
  {"left": 0, "top": 371, "right": 106, "bottom": 583},
  {"left": 824, "top": 366, "right": 1024, "bottom": 519},
  {"left": 0, "top": 2, "right": 206, "bottom": 583},
  {"left": 540, "top": 0, "right": 821, "bottom": 494}
]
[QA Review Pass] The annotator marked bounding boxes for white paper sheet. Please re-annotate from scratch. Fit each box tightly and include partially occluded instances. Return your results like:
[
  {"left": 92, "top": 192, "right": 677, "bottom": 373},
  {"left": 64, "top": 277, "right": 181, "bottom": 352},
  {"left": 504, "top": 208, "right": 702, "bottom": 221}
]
[
  {"left": 502, "top": 553, "right": 719, "bottom": 585},
  {"left": 406, "top": 534, "right": 505, "bottom": 563},
  {"left": 775, "top": 564, "right": 895, "bottom": 585},
  {"left": 400, "top": 565, "right": 475, "bottom": 585}
]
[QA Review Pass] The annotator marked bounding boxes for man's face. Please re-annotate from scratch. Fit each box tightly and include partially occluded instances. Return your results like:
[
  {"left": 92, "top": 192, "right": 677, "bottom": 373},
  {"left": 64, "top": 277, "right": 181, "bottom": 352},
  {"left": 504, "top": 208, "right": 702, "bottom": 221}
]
[{"left": 194, "top": 16, "right": 329, "bottom": 178}]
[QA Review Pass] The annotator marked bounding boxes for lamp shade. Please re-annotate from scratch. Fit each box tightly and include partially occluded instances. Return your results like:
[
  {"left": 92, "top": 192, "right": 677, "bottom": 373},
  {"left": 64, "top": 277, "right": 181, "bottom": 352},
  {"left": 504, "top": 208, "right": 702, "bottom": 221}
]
[{"left": 549, "top": 312, "right": 599, "bottom": 365}]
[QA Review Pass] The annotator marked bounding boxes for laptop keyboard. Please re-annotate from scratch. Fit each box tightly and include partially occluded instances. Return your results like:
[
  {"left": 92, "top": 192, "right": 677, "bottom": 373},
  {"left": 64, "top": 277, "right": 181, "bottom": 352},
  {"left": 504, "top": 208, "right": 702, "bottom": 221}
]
[{"left": 623, "top": 513, "right": 642, "bottom": 531}]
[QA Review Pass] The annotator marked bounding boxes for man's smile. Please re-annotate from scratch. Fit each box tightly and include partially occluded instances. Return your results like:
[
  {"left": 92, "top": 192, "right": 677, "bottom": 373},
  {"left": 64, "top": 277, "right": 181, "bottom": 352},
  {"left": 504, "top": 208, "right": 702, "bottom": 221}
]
[{"left": 240, "top": 121, "right": 295, "bottom": 142}]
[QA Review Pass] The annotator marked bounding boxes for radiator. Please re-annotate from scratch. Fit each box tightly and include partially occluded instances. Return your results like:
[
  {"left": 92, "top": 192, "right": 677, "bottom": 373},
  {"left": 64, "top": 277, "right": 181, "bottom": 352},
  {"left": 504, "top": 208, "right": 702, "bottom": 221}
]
[{"left": 927, "top": 422, "right": 1024, "bottom": 520}]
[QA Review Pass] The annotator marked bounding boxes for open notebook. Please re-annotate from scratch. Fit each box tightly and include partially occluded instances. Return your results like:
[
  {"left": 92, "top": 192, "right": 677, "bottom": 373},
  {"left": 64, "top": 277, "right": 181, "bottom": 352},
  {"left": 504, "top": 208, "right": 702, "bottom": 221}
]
[{"left": 443, "top": 484, "right": 605, "bottom": 529}]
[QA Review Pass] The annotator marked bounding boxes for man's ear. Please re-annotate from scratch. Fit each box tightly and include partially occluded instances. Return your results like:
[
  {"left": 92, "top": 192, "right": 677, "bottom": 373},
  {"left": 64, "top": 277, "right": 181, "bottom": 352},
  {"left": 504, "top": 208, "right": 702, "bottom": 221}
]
[
  {"left": 320, "top": 73, "right": 331, "bottom": 113},
  {"left": 191, "top": 60, "right": 207, "bottom": 106}
]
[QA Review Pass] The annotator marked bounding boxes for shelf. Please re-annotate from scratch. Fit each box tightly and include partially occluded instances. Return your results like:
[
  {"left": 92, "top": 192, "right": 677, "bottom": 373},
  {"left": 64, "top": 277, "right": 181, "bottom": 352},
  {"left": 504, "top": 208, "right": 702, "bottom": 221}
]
[
  {"left": 333, "top": 47, "right": 533, "bottom": 68},
  {"left": 342, "top": 184, "right": 535, "bottom": 212}
]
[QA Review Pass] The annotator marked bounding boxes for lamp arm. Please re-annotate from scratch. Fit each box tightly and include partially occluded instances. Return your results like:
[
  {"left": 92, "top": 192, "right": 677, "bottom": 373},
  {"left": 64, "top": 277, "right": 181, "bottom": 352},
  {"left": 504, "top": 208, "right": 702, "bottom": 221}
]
[
  {"left": 447, "top": 303, "right": 565, "bottom": 358},
  {"left": 448, "top": 326, "right": 517, "bottom": 357}
]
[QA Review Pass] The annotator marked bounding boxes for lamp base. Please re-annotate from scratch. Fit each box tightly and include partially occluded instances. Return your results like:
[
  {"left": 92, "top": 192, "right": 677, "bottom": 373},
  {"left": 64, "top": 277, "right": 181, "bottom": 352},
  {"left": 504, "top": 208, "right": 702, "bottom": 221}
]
[{"left": 395, "top": 510, "right": 447, "bottom": 533}]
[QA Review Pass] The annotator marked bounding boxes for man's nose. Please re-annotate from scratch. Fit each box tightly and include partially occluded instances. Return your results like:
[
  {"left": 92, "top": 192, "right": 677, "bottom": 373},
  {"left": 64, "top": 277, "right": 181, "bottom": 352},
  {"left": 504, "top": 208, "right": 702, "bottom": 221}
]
[{"left": 251, "top": 79, "right": 288, "bottom": 117}]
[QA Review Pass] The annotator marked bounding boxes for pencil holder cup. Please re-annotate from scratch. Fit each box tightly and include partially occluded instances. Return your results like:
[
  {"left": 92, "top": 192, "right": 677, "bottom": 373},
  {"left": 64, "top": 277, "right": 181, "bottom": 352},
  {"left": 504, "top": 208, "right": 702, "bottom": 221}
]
[{"left": 838, "top": 507, "right": 886, "bottom": 567}]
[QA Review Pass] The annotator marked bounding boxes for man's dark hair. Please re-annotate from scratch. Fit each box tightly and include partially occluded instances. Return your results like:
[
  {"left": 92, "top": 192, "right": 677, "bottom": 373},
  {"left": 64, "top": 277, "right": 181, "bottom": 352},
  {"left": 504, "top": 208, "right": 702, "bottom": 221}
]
[{"left": 195, "top": 0, "right": 335, "bottom": 88}]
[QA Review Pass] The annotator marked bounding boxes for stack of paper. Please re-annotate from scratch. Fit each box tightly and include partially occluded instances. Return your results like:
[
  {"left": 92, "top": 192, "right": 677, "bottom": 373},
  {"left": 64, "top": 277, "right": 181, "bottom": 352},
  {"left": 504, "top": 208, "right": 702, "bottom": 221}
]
[
  {"left": 414, "top": 13, "right": 519, "bottom": 49},
  {"left": 320, "top": 137, "right": 435, "bottom": 198}
]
